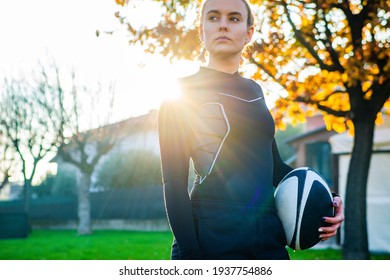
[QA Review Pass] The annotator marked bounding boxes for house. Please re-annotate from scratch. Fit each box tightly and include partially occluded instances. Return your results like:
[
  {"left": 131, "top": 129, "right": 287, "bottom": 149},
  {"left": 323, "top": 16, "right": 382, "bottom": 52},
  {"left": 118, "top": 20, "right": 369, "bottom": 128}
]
[
  {"left": 285, "top": 114, "right": 390, "bottom": 253},
  {"left": 285, "top": 115, "right": 337, "bottom": 189},
  {"left": 53, "top": 109, "right": 160, "bottom": 191},
  {"left": 38, "top": 109, "right": 168, "bottom": 231}
]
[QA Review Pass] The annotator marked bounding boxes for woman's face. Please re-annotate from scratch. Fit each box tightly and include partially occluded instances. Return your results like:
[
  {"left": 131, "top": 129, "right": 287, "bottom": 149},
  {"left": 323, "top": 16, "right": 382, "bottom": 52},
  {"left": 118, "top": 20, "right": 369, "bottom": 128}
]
[{"left": 200, "top": 0, "right": 253, "bottom": 60}]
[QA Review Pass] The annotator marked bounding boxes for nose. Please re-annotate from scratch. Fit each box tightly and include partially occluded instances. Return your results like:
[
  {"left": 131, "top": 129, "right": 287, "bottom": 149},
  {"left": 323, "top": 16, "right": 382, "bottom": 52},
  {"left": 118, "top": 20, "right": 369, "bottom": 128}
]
[
  {"left": 219, "top": 18, "right": 228, "bottom": 32},
  {"left": 219, "top": 25, "right": 228, "bottom": 31}
]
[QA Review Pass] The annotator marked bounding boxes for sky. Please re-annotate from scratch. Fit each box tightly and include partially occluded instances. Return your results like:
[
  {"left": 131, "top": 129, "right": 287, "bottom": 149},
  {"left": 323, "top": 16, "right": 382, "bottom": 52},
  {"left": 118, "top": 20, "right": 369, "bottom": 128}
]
[
  {"left": 0, "top": 0, "right": 201, "bottom": 183},
  {"left": 0, "top": 0, "right": 198, "bottom": 122},
  {"left": 0, "top": 0, "right": 280, "bottom": 183}
]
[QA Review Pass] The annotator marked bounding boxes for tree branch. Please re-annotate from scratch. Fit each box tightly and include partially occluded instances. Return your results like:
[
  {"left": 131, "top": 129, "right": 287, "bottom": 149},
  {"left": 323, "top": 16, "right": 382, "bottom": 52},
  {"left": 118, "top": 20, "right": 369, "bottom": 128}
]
[
  {"left": 371, "top": 78, "right": 390, "bottom": 115},
  {"left": 248, "top": 56, "right": 283, "bottom": 88},
  {"left": 293, "top": 96, "right": 350, "bottom": 117},
  {"left": 322, "top": 8, "right": 344, "bottom": 71},
  {"left": 316, "top": 89, "right": 349, "bottom": 103},
  {"left": 280, "top": 0, "right": 343, "bottom": 72}
]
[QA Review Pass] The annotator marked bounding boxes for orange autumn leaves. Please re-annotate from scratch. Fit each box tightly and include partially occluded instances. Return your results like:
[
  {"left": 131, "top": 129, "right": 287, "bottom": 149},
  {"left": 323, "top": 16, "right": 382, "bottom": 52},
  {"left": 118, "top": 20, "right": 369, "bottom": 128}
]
[
  {"left": 115, "top": 0, "right": 127, "bottom": 7},
  {"left": 113, "top": 0, "right": 390, "bottom": 136},
  {"left": 249, "top": 0, "right": 390, "bottom": 135}
]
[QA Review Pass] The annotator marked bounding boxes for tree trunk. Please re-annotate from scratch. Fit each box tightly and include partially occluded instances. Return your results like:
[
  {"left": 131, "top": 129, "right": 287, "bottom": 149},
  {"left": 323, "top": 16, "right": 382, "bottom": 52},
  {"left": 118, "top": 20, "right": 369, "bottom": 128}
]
[
  {"left": 23, "top": 179, "right": 32, "bottom": 234},
  {"left": 23, "top": 179, "right": 32, "bottom": 213},
  {"left": 342, "top": 116, "right": 375, "bottom": 259},
  {"left": 77, "top": 172, "right": 92, "bottom": 235}
]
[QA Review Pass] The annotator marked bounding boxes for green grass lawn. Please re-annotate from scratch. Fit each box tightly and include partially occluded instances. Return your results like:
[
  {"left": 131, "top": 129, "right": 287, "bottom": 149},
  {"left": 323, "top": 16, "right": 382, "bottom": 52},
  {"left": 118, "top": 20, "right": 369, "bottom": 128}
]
[
  {"left": 0, "top": 230, "right": 172, "bottom": 260},
  {"left": 0, "top": 230, "right": 389, "bottom": 260}
]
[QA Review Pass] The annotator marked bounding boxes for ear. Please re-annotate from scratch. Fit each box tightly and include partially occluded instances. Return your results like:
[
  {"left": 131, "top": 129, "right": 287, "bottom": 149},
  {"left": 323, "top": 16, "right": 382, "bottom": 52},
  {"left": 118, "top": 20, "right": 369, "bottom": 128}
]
[
  {"left": 199, "top": 24, "right": 205, "bottom": 43},
  {"left": 246, "top": 25, "right": 254, "bottom": 44}
]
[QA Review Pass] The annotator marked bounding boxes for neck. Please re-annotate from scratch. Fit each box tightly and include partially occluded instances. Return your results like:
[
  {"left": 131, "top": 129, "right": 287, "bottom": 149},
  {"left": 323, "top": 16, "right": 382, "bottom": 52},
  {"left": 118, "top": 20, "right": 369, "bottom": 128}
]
[{"left": 206, "top": 54, "right": 241, "bottom": 74}]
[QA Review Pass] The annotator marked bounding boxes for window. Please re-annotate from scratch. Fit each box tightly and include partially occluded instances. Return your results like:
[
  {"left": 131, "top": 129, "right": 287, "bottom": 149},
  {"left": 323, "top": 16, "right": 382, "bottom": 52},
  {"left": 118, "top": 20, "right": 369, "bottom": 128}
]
[{"left": 305, "top": 142, "right": 333, "bottom": 186}]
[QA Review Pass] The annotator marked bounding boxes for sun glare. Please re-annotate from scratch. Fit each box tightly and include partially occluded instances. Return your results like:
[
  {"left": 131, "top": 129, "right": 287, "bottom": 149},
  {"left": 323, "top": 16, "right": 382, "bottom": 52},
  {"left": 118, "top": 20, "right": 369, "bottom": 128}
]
[
  {"left": 161, "top": 78, "right": 181, "bottom": 101},
  {"left": 113, "top": 57, "right": 198, "bottom": 120}
]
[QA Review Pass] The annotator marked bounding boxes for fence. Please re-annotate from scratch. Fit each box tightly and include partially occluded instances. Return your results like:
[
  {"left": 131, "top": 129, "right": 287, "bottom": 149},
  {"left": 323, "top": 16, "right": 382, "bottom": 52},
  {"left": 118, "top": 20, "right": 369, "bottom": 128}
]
[{"left": 0, "top": 186, "right": 168, "bottom": 235}]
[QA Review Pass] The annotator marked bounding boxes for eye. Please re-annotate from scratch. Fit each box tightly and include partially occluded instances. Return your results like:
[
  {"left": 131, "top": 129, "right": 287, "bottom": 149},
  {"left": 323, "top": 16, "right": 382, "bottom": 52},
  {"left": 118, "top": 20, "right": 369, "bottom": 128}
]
[
  {"left": 230, "top": 16, "right": 241, "bottom": 22},
  {"left": 208, "top": 15, "right": 219, "bottom": 21}
]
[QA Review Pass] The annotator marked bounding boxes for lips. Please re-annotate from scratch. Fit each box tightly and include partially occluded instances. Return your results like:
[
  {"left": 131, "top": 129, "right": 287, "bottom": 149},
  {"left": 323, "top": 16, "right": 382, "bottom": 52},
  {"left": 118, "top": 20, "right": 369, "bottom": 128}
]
[{"left": 216, "top": 36, "right": 231, "bottom": 41}]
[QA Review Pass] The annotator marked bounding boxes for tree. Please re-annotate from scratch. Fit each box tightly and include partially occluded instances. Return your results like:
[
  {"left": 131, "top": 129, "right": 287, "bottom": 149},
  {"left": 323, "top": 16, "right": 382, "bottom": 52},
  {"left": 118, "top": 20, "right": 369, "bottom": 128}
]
[
  {"left": 113, "top": 0, "right": 390, "bottom": 259},
  {"left": 0, "top": 66, "right": 65, "bottom": 217},
  {"left": 56, "top": 77, "right": 117, "bottom": 235},
  {"left": 0, "top": 135, "right": 17, "bottom": 192},
  {"left": 0, "top": 61, "right": 119, "bottom": 236}
]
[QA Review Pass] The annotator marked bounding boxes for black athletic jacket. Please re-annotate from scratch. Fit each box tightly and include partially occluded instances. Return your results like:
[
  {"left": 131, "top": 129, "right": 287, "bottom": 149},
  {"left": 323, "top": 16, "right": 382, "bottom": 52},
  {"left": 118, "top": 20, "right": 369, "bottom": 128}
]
[{"left": 158, "top": 67, "right": 292, "bottom": 259}]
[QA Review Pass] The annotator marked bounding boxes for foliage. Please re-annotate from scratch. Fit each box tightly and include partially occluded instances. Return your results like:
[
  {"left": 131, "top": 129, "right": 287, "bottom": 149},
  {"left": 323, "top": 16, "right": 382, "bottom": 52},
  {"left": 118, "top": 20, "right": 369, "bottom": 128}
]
[
  {"left": 114, "top": 0, "right": 389, "bottom": 132},
  {"left": 250, "top": 0, "right": 389, "bottom": 133},
  {"left": 96, "top": 149, "right": 162, "bottom": 189}
]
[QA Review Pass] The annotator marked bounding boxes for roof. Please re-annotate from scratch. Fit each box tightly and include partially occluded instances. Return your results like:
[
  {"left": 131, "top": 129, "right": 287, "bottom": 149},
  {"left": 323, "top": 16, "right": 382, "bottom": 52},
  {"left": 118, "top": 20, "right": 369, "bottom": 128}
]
[
  {"left": 50, "top": 110, "right": 159, "bottom": 163},
  {"left": 329, "top": 117, "right": 390, "bottom": 154},
  {"left": 284, "top": 126, "right": 328, "bottom": 144},
  {"left": 91, "top": 109, "right": 158, "bottom": 139}
]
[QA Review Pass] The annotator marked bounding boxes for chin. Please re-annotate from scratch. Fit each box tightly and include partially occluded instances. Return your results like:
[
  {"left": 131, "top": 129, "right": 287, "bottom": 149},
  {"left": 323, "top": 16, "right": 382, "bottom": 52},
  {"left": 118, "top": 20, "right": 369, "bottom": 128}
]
[{"left": 209, "top": 49, "right": 241, "bottom": 59}]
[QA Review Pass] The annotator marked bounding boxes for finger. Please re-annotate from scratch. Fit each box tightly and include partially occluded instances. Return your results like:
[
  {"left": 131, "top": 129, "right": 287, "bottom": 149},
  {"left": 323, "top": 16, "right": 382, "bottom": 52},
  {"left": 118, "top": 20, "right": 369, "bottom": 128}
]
[
  {"left": 332, "top": 196, "right": 342, "bottom": 208},
  {"left": 320, "top": 225, "right": 341, "bottom": 235},
  {"left": 319, "top": 227, "right": 338, "bottom": 238},
  {"left": 320, "top": 231, "right": 337, "bottom": 239},
  {"left": 324, "top": 206, "right": 345, "bottom": 223},
  {"left": 323, "top": 215, "right": 344, "bottom": 224},
  {"left": 320, "top": 234, "right": 333, "bottom": 240},
  {"left": 319, "top": 223, "right": 339, "bottom": 233}
]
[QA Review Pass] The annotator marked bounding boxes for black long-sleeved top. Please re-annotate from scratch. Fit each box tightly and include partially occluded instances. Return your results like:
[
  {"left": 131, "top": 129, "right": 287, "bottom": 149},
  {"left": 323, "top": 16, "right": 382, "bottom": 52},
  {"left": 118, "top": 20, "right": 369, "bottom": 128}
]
[{"left": 158, "top": 67, "right": 292, "bottom": 259}]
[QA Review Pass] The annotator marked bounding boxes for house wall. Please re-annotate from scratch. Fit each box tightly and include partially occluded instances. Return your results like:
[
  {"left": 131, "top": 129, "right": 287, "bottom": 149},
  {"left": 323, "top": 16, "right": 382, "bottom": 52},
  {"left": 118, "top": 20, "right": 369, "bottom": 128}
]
[
  {"left": 329, "top": 116, "right": 390, "bottom": 253},
  {"left": 337, "top": 152, "right": 390, "bottom": 253},
  {"left": 118, "top": 130, "right": 160, "bottom": 154},
  {"left": 288, "top": 130, "right": 336, "bottom": 168},
  {"left": 55, "top": 129, "right": 160, "bottom": 191}
]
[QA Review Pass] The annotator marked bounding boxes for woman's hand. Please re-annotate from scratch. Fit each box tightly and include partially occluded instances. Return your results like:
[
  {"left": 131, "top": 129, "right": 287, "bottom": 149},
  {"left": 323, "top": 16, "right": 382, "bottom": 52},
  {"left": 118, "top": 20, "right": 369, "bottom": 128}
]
[{"left": 318, "top": 196, "right": 345, "bottom": 241}]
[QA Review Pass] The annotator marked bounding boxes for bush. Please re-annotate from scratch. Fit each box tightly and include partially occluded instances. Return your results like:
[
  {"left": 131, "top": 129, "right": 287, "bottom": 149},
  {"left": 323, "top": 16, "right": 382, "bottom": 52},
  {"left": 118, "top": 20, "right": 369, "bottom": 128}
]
[
  {"left": 51, "top": 169, "right": 78, "bottom": 196},
  {"left": 275, "top": 123, "right": 304, "bottom": 161},
  {"left": 32, "top": 174, "right": 55, "bottom": 197},
  {"left": 33, "top": 169, "right": 78, "bottom": 197},
  {"left": 96, "top": 149, "right": 162, "bottom": 189}
]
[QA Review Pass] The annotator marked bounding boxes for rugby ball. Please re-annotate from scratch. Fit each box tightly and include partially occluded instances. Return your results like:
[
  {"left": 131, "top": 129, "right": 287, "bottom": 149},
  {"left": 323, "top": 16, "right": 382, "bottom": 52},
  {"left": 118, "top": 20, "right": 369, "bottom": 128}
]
[{"left": 274, "top": 167, "right": 334, "bottom": 250}]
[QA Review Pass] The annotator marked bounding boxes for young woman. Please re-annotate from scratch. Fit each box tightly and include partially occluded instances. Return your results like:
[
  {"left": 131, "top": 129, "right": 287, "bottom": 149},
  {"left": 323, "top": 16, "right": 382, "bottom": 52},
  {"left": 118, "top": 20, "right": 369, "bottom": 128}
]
[{"left": 158, "top": 0, "right": 344, "bottom": 260}]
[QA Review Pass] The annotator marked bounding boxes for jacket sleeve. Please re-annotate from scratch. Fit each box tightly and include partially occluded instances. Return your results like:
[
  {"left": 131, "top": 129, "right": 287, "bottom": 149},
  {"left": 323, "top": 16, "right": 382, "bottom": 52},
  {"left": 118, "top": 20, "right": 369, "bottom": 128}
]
[
  {"left": 272, "top": 138, "right": 293, "bottom": 187},
  {"left": 158, "top": 98, "right": 202, "bottom": 260}
]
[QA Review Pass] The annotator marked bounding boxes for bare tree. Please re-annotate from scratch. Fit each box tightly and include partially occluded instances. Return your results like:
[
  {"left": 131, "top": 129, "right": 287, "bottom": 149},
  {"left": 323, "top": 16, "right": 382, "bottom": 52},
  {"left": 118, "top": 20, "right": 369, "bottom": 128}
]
[
  {"left": 1, "top": 61, "right": 118, "bottom": 235},
  {"left": 0, "top": 65, "right": 65, "bottom": 216},
  {"left": 57, "top": 76, "right": 117, "bottom": 235},
  {"left": 0, "top": 139, "right": 17, "bottom": 192}
]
